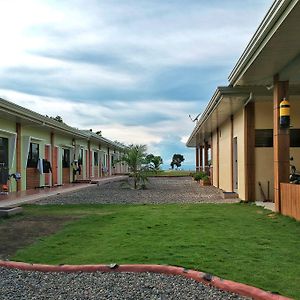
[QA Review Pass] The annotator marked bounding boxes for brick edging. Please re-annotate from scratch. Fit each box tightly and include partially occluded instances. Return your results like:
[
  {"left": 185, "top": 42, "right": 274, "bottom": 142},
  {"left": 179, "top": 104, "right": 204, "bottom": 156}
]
[{"left": 0, "top": 261, "right": 291, "bottom": 300}]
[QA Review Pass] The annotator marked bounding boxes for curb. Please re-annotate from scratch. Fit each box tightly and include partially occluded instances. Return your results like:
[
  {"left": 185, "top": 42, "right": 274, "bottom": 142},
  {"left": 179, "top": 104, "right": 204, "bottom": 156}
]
[{"left": 0, "top": 261, "right": 291, "bottom": 300}]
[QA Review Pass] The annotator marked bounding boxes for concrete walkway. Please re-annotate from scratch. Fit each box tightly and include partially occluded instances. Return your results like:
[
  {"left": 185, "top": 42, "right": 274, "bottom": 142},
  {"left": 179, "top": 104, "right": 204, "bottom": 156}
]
[
  {"left": 255, "top": 201, "right": 275, "bottom": 212},
  {"left": 0, "top": 176, "right": 128, "bottom": 208}
]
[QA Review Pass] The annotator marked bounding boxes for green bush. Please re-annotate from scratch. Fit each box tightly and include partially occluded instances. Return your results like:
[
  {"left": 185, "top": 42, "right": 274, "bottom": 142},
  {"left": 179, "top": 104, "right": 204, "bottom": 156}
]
[{"left": 193, "top": 171, "right": 207, "bottom": 181}]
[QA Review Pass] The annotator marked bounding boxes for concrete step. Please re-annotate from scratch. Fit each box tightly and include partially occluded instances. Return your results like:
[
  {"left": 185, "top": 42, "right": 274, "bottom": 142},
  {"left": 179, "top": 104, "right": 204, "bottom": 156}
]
[
  {"left": 73, "top": 180, "right": 91, "bottom": 184},
  {"left": 222, "top": 191, "right": 239, "bottom": 199}
]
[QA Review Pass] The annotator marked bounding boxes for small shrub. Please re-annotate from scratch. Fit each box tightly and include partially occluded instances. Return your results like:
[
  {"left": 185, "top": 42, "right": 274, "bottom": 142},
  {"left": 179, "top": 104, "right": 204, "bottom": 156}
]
[
  {"left": 201, "top": 174, "right": 209, "bottom": 181},
  {"left": 193, "top": 171, "right": 206, "bottom": 181}
]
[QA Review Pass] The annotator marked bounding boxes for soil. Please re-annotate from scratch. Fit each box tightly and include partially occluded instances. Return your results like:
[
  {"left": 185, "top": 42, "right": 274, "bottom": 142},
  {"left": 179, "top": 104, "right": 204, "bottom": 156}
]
[{"left": 0, "top": 215, "right": 75, "bottom": 260}]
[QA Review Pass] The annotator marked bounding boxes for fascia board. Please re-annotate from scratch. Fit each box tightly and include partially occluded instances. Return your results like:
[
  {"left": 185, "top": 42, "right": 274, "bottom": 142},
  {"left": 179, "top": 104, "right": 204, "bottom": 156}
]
[
  {"left": 85, "top": 132, "right": 126, "bottom": 150},
  {"left": 186, "top": 89, "right": 222, "bottom": 147},
  {"left": 228, "top": 0, "right": 298, "bottom": 85},
  {"left": 0, "top": 98, "right": 89, "bottom": 139},
  {"left": 186, "top": 86, "right": 251, "bottom": 147}
]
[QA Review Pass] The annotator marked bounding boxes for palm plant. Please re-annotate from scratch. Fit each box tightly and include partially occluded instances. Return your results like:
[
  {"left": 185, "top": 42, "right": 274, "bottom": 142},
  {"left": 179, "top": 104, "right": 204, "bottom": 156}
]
[{"left": 120, "top": 144, "right": 149, "bottom": 189}]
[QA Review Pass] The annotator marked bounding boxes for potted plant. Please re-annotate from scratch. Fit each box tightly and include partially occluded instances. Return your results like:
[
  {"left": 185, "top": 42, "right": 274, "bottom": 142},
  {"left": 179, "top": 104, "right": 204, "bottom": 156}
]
[
  {"left": 199, "top": 174, "right": 210, "bottom": 186},
  {"left": 193, "top": 171, "right": 211, "bottom": 186}
]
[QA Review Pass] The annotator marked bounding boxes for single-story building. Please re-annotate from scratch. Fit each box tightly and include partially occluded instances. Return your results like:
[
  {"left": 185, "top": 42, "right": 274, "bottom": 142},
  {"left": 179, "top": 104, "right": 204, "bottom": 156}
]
[
  {"left": 187, "top": 0, "right": 300, "bottom": 220},
  {"left": 0, "top": 98, "right": 128, "bottom": 193}
]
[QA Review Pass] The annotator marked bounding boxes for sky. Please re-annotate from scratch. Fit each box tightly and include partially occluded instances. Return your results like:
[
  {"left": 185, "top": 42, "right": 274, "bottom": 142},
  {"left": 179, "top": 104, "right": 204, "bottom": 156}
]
[{"left": 0, "top": 0, "right": 273, "bottom": 170}]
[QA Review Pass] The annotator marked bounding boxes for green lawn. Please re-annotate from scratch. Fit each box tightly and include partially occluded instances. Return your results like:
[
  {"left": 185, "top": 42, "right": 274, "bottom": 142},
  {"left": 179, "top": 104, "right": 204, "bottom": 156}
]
[
  {"left": 12, "top": 203, "right": 300, "bottom": 299},
  {"left": 146, "top": 170, "right": 194, "bottom": 176}
]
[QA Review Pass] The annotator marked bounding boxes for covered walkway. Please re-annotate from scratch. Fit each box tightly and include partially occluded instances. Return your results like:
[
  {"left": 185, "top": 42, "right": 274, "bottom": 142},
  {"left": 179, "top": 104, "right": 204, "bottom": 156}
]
[{"left": 0, "top": 175, "right": 127, "bottom": 207}]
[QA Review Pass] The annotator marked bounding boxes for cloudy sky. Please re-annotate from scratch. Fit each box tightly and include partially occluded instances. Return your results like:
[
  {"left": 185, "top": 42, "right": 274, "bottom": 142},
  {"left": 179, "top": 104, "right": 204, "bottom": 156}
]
[{"left": 0, "top": 0, "right": 273, "bottom": 169}]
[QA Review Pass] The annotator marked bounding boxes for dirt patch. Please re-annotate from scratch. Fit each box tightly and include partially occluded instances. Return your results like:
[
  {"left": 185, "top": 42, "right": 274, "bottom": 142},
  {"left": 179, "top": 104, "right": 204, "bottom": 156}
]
[{"left": 0, "top": 215, "right": 76, "bottom": 260}]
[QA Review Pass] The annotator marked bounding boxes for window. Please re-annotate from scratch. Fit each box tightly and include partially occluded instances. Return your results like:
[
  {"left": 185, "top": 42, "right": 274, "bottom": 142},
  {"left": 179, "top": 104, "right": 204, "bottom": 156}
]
[
  {"left": 27, "top": 142, "right": 39, "bottom": 168},
  {"left": 62, "top": 149, "right": 70, "bottom": 168},
  {"left": 94, "top": 152, "right": 98, "bottom": 166},
  {"left": 255, "top": 128, "right": 300, "bottom": 147},
  {"left": 78, "top": 148, "right": 84, "bottom": 165},
  {"left": 291, "top": 129, "right": 300, "bottom": 147},
  {"left": 0, "top": 137, "right": 8, "bottom": 166}
]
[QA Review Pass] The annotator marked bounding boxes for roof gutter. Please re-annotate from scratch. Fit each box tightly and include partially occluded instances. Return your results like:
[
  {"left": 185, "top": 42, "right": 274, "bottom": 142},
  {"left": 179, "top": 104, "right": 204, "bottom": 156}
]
[{"left": 186, "top": 88, "right": 223, "bottom": 147}]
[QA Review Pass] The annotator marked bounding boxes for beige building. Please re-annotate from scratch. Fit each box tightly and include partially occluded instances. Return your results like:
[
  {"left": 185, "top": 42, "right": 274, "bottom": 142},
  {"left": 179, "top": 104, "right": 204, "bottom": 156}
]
[{"left": 187, "top": 0, "right": 300, "bottom": 220}]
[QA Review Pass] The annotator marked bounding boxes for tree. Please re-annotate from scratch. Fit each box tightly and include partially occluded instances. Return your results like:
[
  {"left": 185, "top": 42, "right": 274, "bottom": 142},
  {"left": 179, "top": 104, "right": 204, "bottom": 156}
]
[
  {"left": 145, "top": 154, "right": 163, "bottom": 170},
  {"left": 119, "top": 144, "right": 149, "bottom": 189},
  {"left": 170, "top": 154, "right": 185, "bottom": 169}
]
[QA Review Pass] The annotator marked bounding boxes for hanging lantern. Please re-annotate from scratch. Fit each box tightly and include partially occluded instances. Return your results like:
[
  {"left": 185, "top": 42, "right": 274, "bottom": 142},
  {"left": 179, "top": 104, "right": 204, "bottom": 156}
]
[{"left": 279, "top": 98, "right": 290, "bottom": 129}]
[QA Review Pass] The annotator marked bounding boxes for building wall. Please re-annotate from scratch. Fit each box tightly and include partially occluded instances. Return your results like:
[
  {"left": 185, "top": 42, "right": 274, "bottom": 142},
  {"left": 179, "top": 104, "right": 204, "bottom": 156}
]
[
  {"left": 0, "top": 105, "right": 127, "bottom": 192},
  {"left": 0, "top": 119, "right": 17, "bottom": 192},
  {"left": 52, "top": 134, "right": 75, "bottom": 184},
  {"left": 218, "top": 118, "right": 232, "bottom": 192},
  {"left": 21, "top": 126, "right": 52, "bottom": 190},
  {"left": 254, "top": 100, "right": 274, "bottom": 201},
  {"left": 290, "top": 97, "right": 300, "bottom": 172},
  {"left": 233, "top": 109, "right": 245, "bottom": 200}
]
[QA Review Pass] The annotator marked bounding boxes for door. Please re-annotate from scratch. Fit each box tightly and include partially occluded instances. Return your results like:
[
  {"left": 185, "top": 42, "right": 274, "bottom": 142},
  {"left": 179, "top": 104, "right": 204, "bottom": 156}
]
[
  {"left": 62, "top": 148, "right": 70, "bottom": 184},
  {"left": 0, "top": 137, "right": 9, "bottom": 186},
  {"left": 233, "top": 137, "right": 238, "bottom": 191},
  {"left": 53, "top": 146, "right": 58, "bottom": 185},
  {"left": 45, "top": 145, "right": 51, "bottom": 186}
]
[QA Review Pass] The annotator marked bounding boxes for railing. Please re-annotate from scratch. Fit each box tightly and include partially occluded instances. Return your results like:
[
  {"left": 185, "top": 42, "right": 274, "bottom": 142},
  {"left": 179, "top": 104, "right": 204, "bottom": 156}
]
[{"left": 280, "top": 183, "right": 300, "bottom": 221}]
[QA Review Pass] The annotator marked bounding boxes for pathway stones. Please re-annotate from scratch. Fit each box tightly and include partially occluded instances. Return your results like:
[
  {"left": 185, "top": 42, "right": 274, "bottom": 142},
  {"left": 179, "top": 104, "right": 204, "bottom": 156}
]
[{"left": 37, "top": 177, "right": 239, "bottom": 205}]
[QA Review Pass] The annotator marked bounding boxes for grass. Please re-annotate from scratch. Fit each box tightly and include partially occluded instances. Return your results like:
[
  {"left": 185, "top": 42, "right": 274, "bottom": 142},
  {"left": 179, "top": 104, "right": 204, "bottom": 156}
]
[
  {"left": 10, "top": 203, "right": 300, "bottom": 299},
  {"left": 145, "top": 170, "right": 194, "bottom": 177}
]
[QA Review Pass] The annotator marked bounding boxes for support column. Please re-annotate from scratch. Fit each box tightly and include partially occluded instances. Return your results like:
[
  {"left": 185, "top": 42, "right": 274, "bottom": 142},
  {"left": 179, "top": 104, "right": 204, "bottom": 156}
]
[
  {"left": 107, "top": 148, "right": 110, "bottom": 176},
  {"left": 50, "top": 132, "right": 55, "bottom": 187},
  {"left": 216, "top": 128, "right": 220, "bottom": 188},
  {"left": 195, "top": 146, "right": 200, "bottom": 172},
  {"left": 210, "top": 133, "right": 213, "bottom": 183},
  {"left": 199, "top": 145, "right": 203, "bottom": 172},
  {"left": 16, "top": 123, "right": 22, "bottom": 192},
  {"left": 204, "top": 141, "right": 209, "bottom": 174},
  {"left": 230, "top": 115, "right": 234, "bottom": 192},
  {"left": 88, "top": 141, "right": 91, "bottom": 179},
  {"left": 273, "top": 75, "right": 289, "bottom": 212},
  {"left": 244, "top": 102, "right": 255, "bottom": 201}
]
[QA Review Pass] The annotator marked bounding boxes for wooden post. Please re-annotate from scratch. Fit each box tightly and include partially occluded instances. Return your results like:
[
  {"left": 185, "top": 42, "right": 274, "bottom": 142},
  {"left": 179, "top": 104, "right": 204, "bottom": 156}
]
[
  {"left": 88, "top": 141, "right": 91, "bottom": 179},
  {"left": 195, "top": 146, "right": 199, "bottom": 172},
  {"left": 16, "top": 123, "right": 21, "bottom": 191},
  {"left": 216, "top": 128, "right": 220, "bottom": 188},
  {"left": 210, "top": 133, "right": 213, "bottom": 183},
  {"left": 230, "top": 115, "right": 234, "bottom": 192},
  {"left": 273, "top": 75, "right": 289, "bottom": 212},
  {"left": 199, "top": 145, "right": 203, "bottom": 171},
  {"left": 107, "top": 148, "right": 111, "bottom": 176},
  {"left": 204, "top": 141, "right": 209, "bottom": 173},
  {"left": 50, "top": 132, "right": 55, "bottom": 186},
  {"left": 244, "top": 102, "right": 255, "bottom": 201}
]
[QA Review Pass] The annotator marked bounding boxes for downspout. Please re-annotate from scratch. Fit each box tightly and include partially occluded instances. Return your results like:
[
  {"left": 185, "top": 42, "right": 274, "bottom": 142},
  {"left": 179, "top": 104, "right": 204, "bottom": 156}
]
[{"left": 244, "top": 92, "right": 253, "bottom": 107}]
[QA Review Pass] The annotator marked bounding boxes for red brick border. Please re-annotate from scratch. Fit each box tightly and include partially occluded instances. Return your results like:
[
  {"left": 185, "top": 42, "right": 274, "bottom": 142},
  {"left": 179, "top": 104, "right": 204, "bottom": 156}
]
[{"left": 0, "top": 261, "right": 291, "bottom": 300}]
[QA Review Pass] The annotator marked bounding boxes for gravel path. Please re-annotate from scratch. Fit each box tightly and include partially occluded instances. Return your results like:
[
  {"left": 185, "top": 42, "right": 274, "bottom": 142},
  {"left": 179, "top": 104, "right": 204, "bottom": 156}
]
[
  {"left": 37, "top": 177, "right": 239, "bottom": 205},
  {"left": 0, "top": 267, "right": 248, "bottom": 300}
]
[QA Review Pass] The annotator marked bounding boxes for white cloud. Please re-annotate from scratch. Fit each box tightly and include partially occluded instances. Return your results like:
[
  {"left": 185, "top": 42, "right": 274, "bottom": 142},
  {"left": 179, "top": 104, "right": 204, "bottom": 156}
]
[{"left": 0, "top": 0, "right": 274, "bottom": 170}]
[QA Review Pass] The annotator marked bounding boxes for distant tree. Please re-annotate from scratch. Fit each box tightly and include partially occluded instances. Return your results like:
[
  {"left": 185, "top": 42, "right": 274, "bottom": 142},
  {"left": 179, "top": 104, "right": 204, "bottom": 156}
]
[
  {"left": 145, "top": 154, "right": 163, "bottom": 170},
  {"left": 47, "top": 115, "right": 64, "bottom": 123},
  {"left": 170, "top": 154, "right": 185, "bottom": 169}
]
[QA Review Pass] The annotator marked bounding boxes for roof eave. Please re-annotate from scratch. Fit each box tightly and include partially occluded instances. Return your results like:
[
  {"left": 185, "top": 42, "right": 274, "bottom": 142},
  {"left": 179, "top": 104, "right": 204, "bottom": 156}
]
[{"left": 228, "top": 0, "right": 297, "bottom": 85}]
